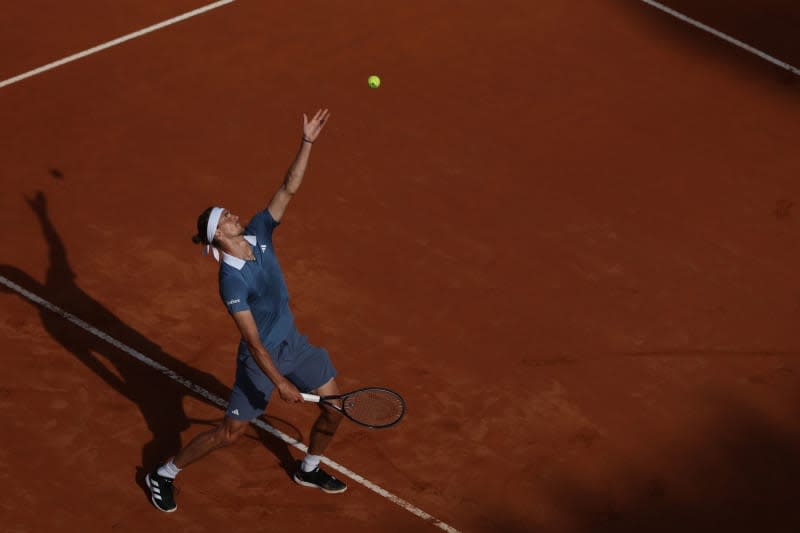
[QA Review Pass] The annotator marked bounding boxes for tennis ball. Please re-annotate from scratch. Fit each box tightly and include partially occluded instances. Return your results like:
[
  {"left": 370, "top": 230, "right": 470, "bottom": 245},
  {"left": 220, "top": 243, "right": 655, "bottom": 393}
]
[{"left": 368, "top": 75, "right": 381, "bottom": 88}]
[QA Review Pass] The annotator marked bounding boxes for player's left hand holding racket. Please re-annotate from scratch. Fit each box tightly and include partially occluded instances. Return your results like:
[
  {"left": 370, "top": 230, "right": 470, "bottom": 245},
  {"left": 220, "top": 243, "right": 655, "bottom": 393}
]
[{"left": 301, "top": 387, "right": 406, "bottom": 429}]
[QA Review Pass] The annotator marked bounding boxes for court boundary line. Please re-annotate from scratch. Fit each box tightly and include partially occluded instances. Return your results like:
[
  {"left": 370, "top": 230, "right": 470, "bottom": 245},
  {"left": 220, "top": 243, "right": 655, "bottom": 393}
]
[
  {"left": 0, "top": 0, "right": 236, "bottom": 89},
  {"left": 638, "top": 0, "right": 800, "bottom": 76},
  {"left": 0, "top": 274, "right": 460, "bottom": 533},
  {"left": 3, "top": 0, "right": 796, "bottom": 90},
  {"left": 0, "top": 0, "right": 800, "bottom": 89}
]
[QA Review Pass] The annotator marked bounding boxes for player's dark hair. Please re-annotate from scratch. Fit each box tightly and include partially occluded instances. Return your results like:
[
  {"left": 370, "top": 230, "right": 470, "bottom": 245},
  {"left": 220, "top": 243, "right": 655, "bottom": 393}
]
[{"left": 192, "top": 206, "right": 216, "bottom": 246}]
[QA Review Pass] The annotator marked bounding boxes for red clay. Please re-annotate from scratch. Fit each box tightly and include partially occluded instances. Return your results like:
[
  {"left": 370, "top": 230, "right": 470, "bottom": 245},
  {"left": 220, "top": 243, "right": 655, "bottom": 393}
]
[{"left": 2, "top": 1, "right": 799, "bottom": 532}]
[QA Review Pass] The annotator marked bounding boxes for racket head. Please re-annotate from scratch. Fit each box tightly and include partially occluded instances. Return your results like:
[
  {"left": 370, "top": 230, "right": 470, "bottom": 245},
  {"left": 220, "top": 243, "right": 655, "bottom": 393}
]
[{"left": 339, "top": 387, "right": 406, "bottom": 429}]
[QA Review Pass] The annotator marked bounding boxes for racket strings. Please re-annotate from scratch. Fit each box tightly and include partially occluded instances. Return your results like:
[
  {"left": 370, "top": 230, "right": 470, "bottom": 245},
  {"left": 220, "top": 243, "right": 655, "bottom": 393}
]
[{"left": 343, "top": 389, "right": 405, "bottom": 427}]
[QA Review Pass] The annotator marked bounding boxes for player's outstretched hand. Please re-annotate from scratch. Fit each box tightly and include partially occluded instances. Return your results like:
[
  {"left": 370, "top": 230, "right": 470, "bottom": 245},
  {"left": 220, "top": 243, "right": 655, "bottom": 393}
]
[
  {"left": 277, "top": 379, "right": 303, "bottom": 403},
  {"left": 303, "top": 109, "right": 330, "bottom": 143}
]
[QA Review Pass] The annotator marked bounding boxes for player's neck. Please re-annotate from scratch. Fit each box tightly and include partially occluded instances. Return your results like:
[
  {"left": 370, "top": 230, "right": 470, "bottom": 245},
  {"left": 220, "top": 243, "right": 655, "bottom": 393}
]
[{"left": 225, "top": 236, "right": 256, "bottom": 261}]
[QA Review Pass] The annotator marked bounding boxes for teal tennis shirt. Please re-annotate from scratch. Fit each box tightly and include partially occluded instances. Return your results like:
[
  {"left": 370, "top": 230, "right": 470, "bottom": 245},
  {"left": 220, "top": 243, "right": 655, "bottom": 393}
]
[{"left": 218, "top": 209, "right": 293, "bottom": 353}]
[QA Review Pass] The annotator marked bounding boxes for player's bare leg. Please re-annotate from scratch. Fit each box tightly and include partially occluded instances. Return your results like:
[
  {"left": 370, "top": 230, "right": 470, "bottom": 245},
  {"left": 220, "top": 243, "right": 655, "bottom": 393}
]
[
  {"left": 294, "top": 377, "right": 347, "bottom": 493},
  {"left": 146, "top": 417, "right": 250, "bottom": 512},
  {"left": 173, "top": 417, "right": 250, "bottom": 468},
  {"left": 308, "top": 378, "right": 344, "bottom": 455}
]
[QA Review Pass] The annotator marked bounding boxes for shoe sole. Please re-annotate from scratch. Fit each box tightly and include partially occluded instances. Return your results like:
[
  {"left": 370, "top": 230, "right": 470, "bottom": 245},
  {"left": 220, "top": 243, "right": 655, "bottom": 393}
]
[
  {"left": 145, "top": 474, "right": 178, "bottom": 512},
  {"left": 293, "top": 473, "right": 348, "bottom": 494}
]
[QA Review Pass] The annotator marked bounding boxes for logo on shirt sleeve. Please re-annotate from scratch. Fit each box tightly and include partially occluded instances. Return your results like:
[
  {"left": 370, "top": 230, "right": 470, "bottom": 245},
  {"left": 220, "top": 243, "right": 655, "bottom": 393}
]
[{"left": 226, "top": 298, "right": 241, "bottom": 306}]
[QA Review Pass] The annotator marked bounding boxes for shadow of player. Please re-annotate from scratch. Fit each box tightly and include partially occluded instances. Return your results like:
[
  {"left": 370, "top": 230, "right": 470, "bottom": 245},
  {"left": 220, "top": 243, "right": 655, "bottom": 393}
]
[{"left": 0, "top": 191, "right": 300, "bottom": 495}]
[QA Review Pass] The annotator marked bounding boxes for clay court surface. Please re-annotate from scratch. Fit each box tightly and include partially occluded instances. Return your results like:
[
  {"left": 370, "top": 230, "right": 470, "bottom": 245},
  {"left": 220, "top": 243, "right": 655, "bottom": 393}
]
[{"left": 2, "top": 1, "right": 799, "bottom": 531}]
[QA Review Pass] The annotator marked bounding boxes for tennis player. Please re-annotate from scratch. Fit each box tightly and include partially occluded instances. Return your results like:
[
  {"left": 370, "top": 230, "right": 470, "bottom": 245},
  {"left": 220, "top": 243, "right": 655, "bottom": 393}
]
[{"left": 146, "top": 109, "right": 347, "bottom": 513}]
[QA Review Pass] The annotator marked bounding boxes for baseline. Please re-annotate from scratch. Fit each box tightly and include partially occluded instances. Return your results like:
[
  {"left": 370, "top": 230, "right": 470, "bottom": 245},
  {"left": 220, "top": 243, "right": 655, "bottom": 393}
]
[
  {"left": 638, "top": 0, "right": 800, "bottom": 75},
  {"left": 0, "top": 0, "right": 235, "bottom": 89}
]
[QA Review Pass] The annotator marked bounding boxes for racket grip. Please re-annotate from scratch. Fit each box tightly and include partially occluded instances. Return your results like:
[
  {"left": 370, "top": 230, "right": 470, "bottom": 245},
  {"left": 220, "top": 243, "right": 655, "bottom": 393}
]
[{"left": 301, "top": 393, "right": 320, "bottom": 402}]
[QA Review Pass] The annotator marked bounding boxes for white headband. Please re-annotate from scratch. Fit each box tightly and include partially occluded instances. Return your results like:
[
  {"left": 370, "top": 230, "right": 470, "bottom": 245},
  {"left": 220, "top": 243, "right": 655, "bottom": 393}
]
[{"left": 203, "top": 206, "right": 225, "bottom": 261}]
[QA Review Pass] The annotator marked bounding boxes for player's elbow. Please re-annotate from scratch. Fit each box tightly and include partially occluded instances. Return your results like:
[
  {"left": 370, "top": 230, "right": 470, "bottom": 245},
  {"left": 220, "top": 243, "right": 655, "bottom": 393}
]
[{"left": 281, "top": 183, "right": 298, "bottom": 196}]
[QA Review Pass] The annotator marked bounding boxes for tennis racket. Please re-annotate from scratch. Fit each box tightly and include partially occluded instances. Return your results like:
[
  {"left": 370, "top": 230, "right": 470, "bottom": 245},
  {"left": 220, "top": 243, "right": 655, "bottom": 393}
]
[{"left": 301, "top": 387, "right": 406, "bottom": 429}]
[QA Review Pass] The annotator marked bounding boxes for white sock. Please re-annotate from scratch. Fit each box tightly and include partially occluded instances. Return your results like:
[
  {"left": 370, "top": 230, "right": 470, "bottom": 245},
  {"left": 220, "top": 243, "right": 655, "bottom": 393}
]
[
  {"left": 301, "top": 454, "right": 322, "bottom": 473},
  {"left": 157, "top": 459, "right": 181, "bottom": 479}
]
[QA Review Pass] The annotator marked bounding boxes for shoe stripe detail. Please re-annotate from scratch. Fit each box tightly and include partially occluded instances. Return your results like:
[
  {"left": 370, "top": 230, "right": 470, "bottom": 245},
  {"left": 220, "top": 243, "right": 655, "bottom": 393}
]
[{"left": 145, "top": 473, "right": 177, "bottom": 512}]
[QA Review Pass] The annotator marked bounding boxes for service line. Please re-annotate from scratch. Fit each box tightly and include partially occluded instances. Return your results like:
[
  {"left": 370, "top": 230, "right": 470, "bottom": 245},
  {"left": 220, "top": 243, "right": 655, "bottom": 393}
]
[
  {"left": 0, "top": 0, "right": 235, "bottom": 89},
  {"left": 638, "top": 0, "right": 800, "bottom": 75},
  {"left": 0, "top": 274, "right": 460, "bottom": 533}
]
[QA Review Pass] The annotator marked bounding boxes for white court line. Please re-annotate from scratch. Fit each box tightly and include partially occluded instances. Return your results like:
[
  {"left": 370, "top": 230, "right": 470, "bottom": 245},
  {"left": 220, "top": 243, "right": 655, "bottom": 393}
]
[
  {"left": 0, "top": 274, "right": 459, "bottom": 533},
  {"left": 0, "top": 0, "right": 235, "bottom": 89},
  {"left": 638, "top": 0, "right": 800, "bottom": 76}
]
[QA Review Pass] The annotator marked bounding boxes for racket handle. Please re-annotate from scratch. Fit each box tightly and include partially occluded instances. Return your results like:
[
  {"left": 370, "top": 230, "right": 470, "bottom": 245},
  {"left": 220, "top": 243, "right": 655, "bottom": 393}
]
[{"left": 301, "top": 393, "right": 320, "bottom": 402}]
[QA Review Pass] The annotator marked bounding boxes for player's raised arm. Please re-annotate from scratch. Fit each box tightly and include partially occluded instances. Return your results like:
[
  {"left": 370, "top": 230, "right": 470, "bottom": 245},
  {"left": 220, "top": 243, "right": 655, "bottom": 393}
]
[{"left": 267, "top": 109, "right": 330, "bottom": 223}]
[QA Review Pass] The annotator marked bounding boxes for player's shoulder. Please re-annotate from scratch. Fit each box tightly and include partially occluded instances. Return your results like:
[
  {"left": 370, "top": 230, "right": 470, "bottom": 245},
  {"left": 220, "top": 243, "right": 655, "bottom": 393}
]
[{"left": 245, "top": 208, "right": 280, "bottom": 234}]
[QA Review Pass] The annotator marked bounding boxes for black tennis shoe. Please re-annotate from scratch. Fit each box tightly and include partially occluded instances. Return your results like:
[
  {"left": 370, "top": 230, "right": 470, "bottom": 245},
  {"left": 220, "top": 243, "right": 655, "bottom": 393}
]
[
  {"left": 293, "top": 463, "right": 348, "bottom": 494},
  {"left": 145, "top": 468, "right": 177, "bottom": 512}
]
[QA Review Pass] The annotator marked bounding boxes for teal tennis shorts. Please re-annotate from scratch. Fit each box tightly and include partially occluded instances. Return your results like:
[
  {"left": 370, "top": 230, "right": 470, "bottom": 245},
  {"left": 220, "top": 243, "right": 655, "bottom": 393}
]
[{"left": 226, "top": 327, "right": 336, "bottom": 420}]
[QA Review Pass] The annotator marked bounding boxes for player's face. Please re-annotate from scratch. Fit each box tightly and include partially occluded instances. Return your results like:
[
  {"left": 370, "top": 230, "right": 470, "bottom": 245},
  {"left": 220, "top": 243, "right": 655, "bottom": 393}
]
[{"left": 216, "top": 210, "right": 244, "bottom": 238}]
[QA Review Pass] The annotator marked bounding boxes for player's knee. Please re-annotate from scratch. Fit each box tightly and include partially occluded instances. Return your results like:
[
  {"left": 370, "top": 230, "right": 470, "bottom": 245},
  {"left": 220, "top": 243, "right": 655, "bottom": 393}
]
[
  {"left": 216, "top": 421, "right": 247, "bottom": 446},
  {"left": 320, "top": 404, "right": 343, "bottom": 427}
]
